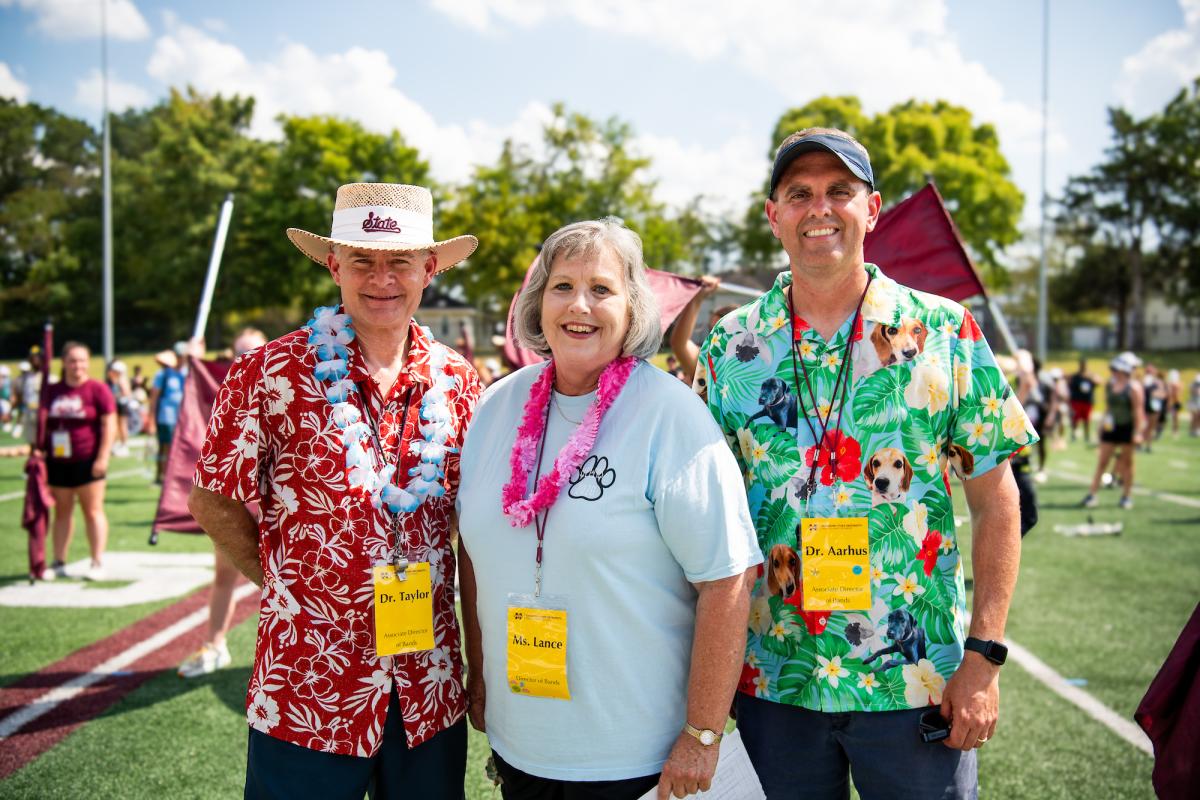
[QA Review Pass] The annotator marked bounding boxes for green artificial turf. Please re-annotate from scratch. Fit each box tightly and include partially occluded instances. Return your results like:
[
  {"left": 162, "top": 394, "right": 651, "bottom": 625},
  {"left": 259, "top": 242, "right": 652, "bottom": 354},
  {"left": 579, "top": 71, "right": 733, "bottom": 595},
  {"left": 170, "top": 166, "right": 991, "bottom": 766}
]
[{"left": 3, "top": 428, "right": 1194, "bottom": 797}]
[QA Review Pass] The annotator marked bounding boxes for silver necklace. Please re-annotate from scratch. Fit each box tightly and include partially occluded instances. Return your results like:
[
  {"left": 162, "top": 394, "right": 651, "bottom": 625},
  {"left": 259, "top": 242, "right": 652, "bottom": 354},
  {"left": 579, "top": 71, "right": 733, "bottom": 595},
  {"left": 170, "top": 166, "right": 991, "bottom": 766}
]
[{"left": 553, "top": 395, "right": 584, "bottom": 425}]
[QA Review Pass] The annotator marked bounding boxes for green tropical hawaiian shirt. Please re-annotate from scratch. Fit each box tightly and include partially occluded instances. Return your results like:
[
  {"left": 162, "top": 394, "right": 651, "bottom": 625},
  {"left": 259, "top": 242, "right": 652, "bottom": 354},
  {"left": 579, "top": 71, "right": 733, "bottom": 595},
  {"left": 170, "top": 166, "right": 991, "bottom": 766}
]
[{"left": 697, "top": 264, "right": 1036, "bottom": 713}]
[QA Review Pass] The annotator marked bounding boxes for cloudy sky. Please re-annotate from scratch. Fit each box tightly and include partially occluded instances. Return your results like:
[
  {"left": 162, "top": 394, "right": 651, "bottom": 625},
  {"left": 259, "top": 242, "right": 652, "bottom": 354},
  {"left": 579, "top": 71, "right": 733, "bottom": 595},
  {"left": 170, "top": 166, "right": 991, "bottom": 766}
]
[{"left": 1, "top": 0, "right": 1196, "bottom": 230}]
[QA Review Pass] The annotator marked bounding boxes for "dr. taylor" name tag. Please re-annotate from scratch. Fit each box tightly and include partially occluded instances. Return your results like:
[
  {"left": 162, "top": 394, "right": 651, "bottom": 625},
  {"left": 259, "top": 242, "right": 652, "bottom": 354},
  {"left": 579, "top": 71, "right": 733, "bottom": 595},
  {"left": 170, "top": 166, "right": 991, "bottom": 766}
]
[{"left": 372, "top": 562, "right": 434, "bottom": 657}]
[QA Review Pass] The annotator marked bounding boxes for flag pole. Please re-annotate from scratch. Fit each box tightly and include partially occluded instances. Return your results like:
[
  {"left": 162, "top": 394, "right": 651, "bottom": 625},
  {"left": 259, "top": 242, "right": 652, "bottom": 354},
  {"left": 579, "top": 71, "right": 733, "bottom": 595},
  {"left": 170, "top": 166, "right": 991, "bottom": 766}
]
[
  {"left": 192, "top": 193, "right": 235, "bottom": 342},
  {"left": 1036, "top": 0, "right": 1050, "bottom": 362},
  {"left": 101, "top": 0, "right": 114, "bottom": 363}
]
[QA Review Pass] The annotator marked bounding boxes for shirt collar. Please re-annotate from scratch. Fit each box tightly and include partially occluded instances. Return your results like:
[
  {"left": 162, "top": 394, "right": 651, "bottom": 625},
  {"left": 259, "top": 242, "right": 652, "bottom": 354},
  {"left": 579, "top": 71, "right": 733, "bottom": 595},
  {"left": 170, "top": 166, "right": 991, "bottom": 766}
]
[
  {"left": 765, "top": 263, "right": 902, "bottom": 339},
  {"left": 344, "top": 318, "right": 434, "bottom": 396}
]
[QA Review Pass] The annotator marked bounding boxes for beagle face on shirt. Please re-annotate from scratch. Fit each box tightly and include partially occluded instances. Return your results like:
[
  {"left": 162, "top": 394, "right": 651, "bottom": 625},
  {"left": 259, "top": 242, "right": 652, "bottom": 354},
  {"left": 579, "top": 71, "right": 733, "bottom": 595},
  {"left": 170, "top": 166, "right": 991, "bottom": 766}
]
[{"left": 864, "top": 447, "right": 913, "bottom": 506}]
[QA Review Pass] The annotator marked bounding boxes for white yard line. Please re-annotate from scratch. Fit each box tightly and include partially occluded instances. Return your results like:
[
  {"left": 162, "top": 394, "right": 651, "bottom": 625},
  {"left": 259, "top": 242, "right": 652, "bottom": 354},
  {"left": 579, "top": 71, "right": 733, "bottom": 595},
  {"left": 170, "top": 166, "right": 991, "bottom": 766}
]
[
  {"left": 1005, "top": 639, "right": 1153, "bottom": 756},
  {"left": 963, "top": 614, "right": 1153, "bottom": 756},
  {"left": 0, "top": 583, "right": 257, "bottom": 740},
  {"left": 0, "top": 468, "right": 148, "bottom": 503},
  {"left": 1050, "top": 468, "right": 1200, "bottom": 510}
]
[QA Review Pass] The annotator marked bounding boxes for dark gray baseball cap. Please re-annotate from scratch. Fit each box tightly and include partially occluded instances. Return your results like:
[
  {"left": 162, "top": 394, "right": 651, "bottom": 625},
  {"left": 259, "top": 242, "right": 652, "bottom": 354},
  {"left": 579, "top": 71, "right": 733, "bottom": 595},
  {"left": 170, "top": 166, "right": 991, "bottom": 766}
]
[{"left": 769, "top": 132, "right": 875, "bottom": 197}]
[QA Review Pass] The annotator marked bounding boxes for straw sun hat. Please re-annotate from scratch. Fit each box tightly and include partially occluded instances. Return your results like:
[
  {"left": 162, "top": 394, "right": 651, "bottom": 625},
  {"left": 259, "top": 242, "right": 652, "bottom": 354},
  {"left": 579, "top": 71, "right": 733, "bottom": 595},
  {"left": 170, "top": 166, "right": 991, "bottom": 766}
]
[{"left": 287, "top": 183, "right": 478, "bottom": 274}]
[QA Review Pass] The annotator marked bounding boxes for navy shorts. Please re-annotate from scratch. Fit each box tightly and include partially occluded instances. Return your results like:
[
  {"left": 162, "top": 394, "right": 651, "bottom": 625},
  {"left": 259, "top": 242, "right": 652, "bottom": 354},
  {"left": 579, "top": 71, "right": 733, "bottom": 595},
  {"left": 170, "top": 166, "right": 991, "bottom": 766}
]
[
  {"left": 736, "top": 693, "right": 977, "bottom": 800},
  {"left": 156, "top": 423, "right": 176, "bottom": 449},
  {"left": 245, "top": 691, "right": 466, "bottom": 800}
]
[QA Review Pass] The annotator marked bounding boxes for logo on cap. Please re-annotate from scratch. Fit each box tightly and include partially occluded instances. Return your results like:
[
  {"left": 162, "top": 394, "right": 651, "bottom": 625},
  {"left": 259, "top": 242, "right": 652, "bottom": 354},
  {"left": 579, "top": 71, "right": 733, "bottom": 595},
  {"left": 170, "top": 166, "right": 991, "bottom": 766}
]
[{"left": 362, "top": 211, "right": 401, "bottom": 233}]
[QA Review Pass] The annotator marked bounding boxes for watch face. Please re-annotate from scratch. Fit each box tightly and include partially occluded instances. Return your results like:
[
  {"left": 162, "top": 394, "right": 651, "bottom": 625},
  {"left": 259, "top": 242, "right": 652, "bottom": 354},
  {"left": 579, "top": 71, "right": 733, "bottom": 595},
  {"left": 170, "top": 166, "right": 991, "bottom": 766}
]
[{"left": 700, "top": 730, "right": 716, "bottom": 746}]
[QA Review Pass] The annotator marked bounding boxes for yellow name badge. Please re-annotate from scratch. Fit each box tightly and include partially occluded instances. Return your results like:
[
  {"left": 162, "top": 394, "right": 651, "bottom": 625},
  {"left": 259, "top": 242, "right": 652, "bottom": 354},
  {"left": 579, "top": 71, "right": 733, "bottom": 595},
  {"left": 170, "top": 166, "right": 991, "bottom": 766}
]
[
  {"left": 506, "top": 606, "right": 570, "bottom": 700},
  {"left": 51, "top": 430, "right": 72, "bottom": 459},
  {"left": 800, "top": 517, "right": 872, "bottom": 611},
  {"left": 372, "top": 563, "right": 435, "bottom": 657}
]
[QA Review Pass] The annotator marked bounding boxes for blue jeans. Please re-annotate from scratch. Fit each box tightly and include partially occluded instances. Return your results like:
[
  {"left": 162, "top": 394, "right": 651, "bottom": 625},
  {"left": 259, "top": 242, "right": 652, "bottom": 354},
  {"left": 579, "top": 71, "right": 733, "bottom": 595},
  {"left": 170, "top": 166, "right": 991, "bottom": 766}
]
[
  {"left": 245, "top": 691, "right": 466, "bottom": 800},
  {"left": 736, "top": 693, "right": 977, "bottom": 800}
]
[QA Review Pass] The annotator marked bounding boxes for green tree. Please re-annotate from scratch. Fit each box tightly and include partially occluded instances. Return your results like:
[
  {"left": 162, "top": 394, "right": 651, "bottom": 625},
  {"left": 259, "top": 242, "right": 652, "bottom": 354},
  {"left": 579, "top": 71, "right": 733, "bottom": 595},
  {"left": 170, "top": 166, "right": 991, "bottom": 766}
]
[
  {"left": 1053, "top": 78, "right": 1200, "bottom": 348},
  {"left": 0, "top": 98, "right": 99, "bottom": 353},
  {"left": 108, "top": 88, "right": 268, "bottom": 350},
  {"left": 738, "top": 96, "right": 1024, "bottom": 277},
  {"left": 440, "top": 104, "right": 700, "bottom": 311}
]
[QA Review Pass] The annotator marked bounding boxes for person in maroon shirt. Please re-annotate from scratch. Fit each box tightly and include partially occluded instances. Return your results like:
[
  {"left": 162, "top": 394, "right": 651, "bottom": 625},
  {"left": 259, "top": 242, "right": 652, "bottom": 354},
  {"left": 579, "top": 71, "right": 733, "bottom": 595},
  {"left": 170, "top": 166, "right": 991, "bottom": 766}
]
[
  {"left": 44, "top": 341, "right": 116, "bottom": 582},
  {"left": 188, "top": 183, "right": 480, "bottom": 800}
]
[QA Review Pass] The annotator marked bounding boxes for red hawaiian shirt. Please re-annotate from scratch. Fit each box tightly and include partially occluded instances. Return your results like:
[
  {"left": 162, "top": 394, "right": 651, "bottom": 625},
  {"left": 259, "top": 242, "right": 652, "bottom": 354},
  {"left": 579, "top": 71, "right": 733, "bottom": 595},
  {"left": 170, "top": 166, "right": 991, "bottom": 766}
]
[{"left": 195, "top": 320, "right": 481, "bottom": 756}]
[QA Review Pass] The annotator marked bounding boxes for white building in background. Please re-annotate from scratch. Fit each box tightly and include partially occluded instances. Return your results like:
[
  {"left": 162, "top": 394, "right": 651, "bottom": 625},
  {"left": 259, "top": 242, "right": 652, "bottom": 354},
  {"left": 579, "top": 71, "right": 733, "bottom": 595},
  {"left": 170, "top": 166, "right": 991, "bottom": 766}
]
[{"left": 417, "top": 289, "right": 479, "bottom": 351}]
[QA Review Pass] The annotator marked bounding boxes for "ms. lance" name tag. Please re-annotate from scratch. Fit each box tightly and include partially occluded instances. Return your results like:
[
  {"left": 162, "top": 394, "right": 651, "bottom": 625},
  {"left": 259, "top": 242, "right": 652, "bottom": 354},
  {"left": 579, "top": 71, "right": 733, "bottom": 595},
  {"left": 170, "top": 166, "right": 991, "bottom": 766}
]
[
  {"left": 800, "top": 517, "right": 871, "bottom": 611},
  {"left": 506, "top": 605, "right": 570, "bottom": 700},
  {"left": 372, "top": 562, "right": 435, "bottom": 657}
]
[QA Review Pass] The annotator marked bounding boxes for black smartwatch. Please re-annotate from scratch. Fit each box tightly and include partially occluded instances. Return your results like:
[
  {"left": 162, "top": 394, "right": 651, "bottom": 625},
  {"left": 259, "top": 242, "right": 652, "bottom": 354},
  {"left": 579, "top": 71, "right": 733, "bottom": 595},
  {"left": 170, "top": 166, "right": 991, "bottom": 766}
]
[{"left": 964, "top": 637, "right": 1008, "bottom": 665}]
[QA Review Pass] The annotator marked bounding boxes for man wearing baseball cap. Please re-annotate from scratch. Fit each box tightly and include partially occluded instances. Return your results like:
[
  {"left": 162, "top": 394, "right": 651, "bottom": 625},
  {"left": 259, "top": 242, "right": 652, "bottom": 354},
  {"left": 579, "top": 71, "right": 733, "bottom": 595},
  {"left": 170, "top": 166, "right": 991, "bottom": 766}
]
[
  {"left": 189, "top": 183, "right": 481, "bottom": 798},
  {"left": 696, "top": 129, "right": 1032, "bottom": 798}
]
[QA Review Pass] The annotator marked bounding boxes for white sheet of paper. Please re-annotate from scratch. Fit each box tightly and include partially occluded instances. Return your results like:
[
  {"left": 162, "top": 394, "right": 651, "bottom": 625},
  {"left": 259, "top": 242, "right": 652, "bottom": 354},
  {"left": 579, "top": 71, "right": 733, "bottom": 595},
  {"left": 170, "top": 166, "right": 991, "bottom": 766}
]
[{"left": 637, "top": 728, "right": 765, "bottom": 800}]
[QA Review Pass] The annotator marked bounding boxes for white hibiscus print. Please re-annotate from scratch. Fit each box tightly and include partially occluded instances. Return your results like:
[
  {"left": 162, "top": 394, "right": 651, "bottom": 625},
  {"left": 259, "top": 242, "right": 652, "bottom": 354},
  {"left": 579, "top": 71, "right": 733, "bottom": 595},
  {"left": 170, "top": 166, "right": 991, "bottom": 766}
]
[
  {"left": 247, "top": 690, "right": 280, "bottom": 732},
  {"left": 264, "top": 375, "right": 295, "bottom": 416}
]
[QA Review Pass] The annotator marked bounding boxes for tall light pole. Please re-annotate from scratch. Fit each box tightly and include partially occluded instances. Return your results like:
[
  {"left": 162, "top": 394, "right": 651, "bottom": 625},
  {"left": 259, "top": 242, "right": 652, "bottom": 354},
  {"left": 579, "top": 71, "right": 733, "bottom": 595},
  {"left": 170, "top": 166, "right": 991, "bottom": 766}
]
[
  {"left": 1036, "top": 0, "right": 1050, "bottom": 362},
  {"left": 101, "top": 0, "right": 114, "bottom": 363}
]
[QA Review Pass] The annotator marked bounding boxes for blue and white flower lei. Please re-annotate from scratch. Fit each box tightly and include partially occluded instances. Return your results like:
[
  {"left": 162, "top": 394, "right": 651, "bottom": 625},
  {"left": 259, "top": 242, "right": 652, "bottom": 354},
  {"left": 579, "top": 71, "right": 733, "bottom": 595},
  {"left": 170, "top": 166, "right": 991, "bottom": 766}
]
[{"left": 307, "top": 305, "right": 458, "bottom": 514}]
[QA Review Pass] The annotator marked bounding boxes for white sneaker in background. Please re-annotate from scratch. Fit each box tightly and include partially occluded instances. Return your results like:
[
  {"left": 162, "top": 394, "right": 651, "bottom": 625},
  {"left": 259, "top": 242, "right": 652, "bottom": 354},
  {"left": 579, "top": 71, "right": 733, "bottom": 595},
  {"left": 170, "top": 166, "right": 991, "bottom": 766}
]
[
  {"left": 178, "top": 642, "right": 233, "bottom": 678},
  {"left": 83, "top": 562, "right": 106, "bottom": 581},
  {"left": 1034, "top": 471, "right": 1048, "bottom": 484},
  {"left": 51, "top": 560, "right": 69, "bottom": 579}
]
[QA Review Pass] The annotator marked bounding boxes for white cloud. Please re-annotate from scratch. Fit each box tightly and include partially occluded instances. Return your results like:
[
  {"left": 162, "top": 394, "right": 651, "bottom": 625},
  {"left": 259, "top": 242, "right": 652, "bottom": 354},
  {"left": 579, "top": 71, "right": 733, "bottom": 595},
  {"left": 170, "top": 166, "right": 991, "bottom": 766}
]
[
  {"left": 0, "top": 0, "right": 150, "bottom": 40},
  {"left": 73, "top": 67, "right": 151, "bottom": 111},
  {"left": 428, "top": 0, "right": 1072, "bottom": 225},
  {"left": 431, "top": 5, "right": 1065, "bottom": 157},
  {"left": 0, "top": 62, "right": 30, "bottom": 102},
  {"left": 144, "top": 20, "right": 555, "bottom": 185},
  {"left": 632, "top": 133, "right": 763, "bottom": 215},
  {"left": 1115, "top": 0, "right": 1200, "bottom": 116}
]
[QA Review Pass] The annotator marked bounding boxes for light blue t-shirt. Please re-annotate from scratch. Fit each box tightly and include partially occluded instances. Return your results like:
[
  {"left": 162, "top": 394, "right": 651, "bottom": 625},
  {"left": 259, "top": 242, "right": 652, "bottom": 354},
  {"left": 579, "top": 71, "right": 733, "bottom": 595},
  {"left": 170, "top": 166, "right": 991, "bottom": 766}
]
[
  {"left": 457, "top": 360, "right": 761, "bottom": 781},
  {"left": 152, "top": 367, "right": 185, "bottom": 426}
]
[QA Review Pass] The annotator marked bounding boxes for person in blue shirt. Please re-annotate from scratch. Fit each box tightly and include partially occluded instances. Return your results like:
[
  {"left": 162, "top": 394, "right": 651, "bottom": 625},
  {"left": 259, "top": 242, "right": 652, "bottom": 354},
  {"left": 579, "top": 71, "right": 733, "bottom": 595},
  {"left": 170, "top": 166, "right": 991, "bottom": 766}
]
[{"left": 149, "top": 344, "right": 186, "bottom": 484}]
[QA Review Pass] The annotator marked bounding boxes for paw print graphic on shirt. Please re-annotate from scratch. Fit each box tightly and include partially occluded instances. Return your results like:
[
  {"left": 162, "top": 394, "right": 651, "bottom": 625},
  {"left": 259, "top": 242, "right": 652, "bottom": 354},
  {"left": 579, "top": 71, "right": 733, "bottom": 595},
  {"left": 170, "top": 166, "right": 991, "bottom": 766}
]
[{"left": 568, "top": 455, "right": 616, "bottom": 501}]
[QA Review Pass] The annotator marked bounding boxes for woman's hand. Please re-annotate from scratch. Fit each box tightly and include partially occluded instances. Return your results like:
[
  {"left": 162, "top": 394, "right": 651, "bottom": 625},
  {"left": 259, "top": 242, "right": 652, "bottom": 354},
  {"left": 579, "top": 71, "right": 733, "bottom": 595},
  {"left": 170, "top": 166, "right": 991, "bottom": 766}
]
[
  {"left": 466, "top": 673, "right": 487, "bottom": 732},
  {"left": 657, "top": 732, "right": 719, "bottom": 799},
  {"left": 92, "top": 456, "right": 108, "bottom": 479}
]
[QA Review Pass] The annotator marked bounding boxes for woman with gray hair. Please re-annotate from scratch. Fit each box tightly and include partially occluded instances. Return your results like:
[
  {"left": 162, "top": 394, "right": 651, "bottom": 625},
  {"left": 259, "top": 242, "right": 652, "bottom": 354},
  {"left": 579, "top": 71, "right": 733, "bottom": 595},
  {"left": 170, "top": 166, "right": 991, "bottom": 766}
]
[{"left": 456, "top": 218, "right": 761, "bottom": 799}]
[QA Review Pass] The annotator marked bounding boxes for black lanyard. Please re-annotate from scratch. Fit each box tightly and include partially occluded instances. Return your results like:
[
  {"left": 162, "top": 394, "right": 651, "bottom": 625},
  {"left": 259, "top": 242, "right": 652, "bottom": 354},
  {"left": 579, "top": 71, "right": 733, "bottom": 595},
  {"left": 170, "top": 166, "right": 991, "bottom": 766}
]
[
  {"left": 786, "top": 275, "right": 873, "bottom": 502},
  {"left": 359, "top": 381, "right": 417, "bottom": 570}
]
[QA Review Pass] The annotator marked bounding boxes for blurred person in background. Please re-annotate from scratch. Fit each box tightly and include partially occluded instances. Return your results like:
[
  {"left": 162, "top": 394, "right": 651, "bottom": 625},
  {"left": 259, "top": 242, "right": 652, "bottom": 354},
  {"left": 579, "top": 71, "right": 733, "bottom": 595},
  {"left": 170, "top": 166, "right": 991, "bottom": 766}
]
[
  {"left": 0, "top": 365, "right": 12, "bottom": 427},
  {"left": 106, "top": 361, "right": 133, "bottom": 457},
  {"left": 1082, "top": 354, "right": 1144, "bottom": 510},
  {"left": 1068, "top": 358, "right": 1099, "bottom": 443},
  {"left": 1140, "top": 364, "right": 1166, "bottom": 451},
  {"left": 45, "top": 342, "right": 116, "bottom": 581},
  {"left": 1164, "top": 369, "right": 1182, "bottom": 436},
  {"left": 1188, "top": 373, "right": 1200, "bottom": 437},
  {"left": 14, "top": 347, "right": 46, "bottom": 442},
  {"left": 148, "top": 344, "right": 187, "bottom": 484},
  {"left": 669, "top": 274, "right": 737, "bottom": 383},
  {"left": 178, "top": 327, "right": 267, "bottom": 678}
]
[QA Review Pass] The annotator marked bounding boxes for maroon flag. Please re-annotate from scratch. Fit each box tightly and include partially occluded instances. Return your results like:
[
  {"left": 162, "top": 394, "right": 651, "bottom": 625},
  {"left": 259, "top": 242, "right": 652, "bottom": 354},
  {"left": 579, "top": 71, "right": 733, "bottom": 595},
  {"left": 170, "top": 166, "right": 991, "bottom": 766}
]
[
  {"left": 502, "top": 255, "right": 707, "bottom": 368},
  {"left": 151, "top": 357, "right": 231, "bottom": 534},
  {"left": 1135, "top": 602, "right": 1200, "bottom": 799},
  {"left": 864, "top": 181, "right": 987, "bottom": 302},
  {"left": 21, "top": 322, "right": 53, "bottom": 578}
]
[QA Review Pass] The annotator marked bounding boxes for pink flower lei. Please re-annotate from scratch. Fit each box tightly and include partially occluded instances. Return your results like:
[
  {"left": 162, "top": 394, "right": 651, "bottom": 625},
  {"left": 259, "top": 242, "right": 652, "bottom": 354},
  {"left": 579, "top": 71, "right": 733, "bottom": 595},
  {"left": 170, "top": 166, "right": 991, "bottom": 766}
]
[{"left": 501, "top": 356, "right": 638, "bottom": 527}]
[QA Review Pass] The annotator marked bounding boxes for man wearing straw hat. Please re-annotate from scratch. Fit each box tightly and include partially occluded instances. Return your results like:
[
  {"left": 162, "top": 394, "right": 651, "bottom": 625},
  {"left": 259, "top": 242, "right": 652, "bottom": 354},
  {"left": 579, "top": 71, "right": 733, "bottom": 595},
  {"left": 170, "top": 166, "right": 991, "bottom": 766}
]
[{"left": 189, "top": 183, "right": 481, "bottom": 799}]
